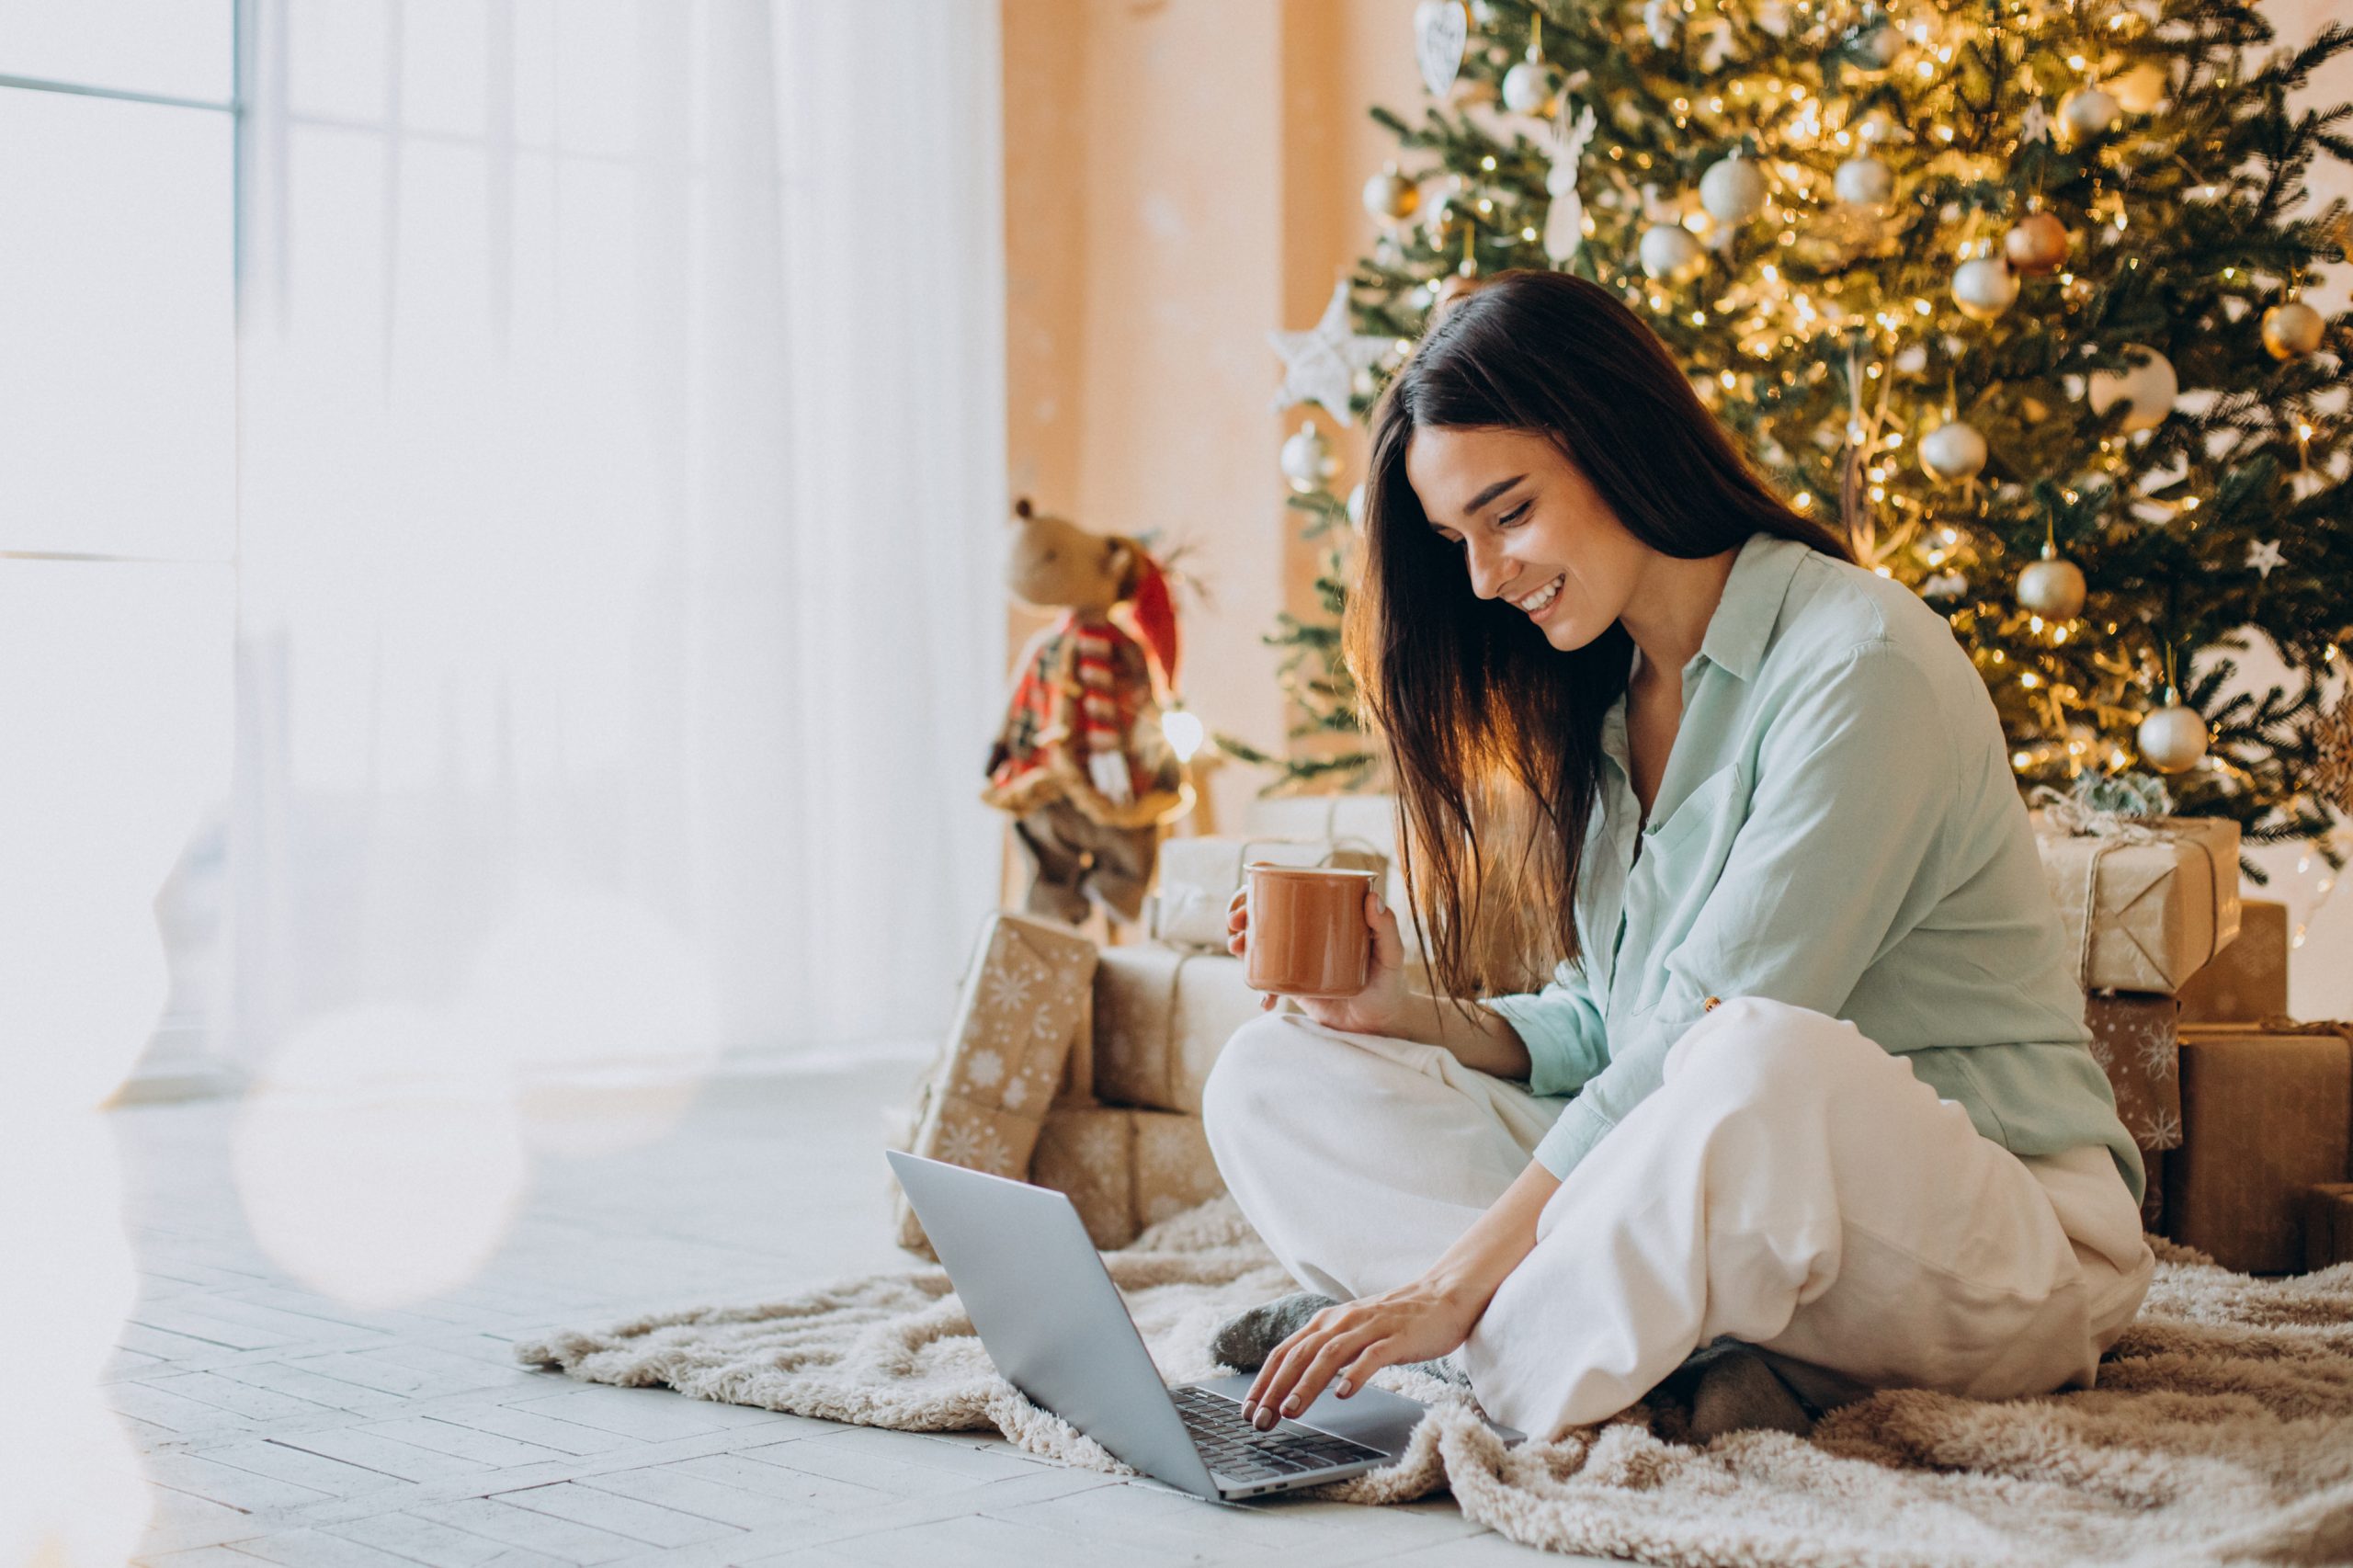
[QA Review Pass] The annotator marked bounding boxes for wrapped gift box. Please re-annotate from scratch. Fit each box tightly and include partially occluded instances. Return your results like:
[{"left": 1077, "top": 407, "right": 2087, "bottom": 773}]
[
  {"left": 1092, "top": 947, "right": 1268, "bottom": 1114},
  {"left": 1148, "top": 834, "right": 1387, "bottom": 953},
  {"left": 2177, "top": 899, "right": 2289, "bottom": 1025},
  {"left": 2033, "top": 815, "right": 2241, "bottom": 994},
  {"left": 887, "top": 912, "right": 1097, "bottom": 1255},
  {"left": 1029, "top": 1105, "right": 1227, "bottom": 1251},
  {"left": 2167, "top": 1023, "right": 2352, "bottom": 1274},
  {"left": 2303, "top": 1184, "right": 2353, "bottom": 1272},
  {"left": 2084, "top": 992, "right": 2183, "bottom": 1151}
]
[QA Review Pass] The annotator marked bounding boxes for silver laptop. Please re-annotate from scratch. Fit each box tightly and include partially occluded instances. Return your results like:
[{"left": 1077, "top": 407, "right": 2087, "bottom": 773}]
[{"left": 885, "top": 1149, "right": 1524, "bottom": 1501}]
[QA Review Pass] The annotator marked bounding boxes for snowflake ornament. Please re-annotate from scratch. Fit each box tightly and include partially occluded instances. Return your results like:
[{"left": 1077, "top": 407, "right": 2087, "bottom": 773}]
[
  {"left": 2312, "top": 688, "right": 2353, "bottom": 814},
  {"left": 2246, "top": 539, "right": 2285, "bottom": 579},
  {"left": 2019, "top": 100, "right": 2052, "bottom": 145},
  {"left": 1269, "top": 278, "right": 1395, "bottom": 424}
]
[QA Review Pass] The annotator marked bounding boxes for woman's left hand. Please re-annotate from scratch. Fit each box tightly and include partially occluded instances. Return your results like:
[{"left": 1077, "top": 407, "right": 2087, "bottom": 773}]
[{"left": 1241, "top": 1276, "right": 1482, "bottom": 1429}]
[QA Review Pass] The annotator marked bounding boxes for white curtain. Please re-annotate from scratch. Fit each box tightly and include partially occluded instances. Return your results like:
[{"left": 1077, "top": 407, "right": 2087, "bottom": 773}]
[{"left": 229, "top": 0, "right": 1006, "bottom": 1075}]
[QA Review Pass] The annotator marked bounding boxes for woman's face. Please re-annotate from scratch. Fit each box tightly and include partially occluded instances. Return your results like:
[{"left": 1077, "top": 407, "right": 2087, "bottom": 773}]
[{"left": 1403, "top": 423, "right": 1648, "bottom": 653}]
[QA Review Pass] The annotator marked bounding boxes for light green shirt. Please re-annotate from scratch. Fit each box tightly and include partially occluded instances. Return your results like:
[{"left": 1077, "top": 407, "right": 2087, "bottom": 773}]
[{"left": 1483, "top": 531, "right": 2143, "bottom": 1205}]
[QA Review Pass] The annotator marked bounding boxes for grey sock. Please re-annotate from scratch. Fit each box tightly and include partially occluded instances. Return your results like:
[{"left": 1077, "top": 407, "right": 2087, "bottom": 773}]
[
  {"left": 1686, "top": 1345, "right": 1814, "bottom": 1441},
  {"left": 1210, "top": 1290, "right": 1336, "bottom": 1372}
]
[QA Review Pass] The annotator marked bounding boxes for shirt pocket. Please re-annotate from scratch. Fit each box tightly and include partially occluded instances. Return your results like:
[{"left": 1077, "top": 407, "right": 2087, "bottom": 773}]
[
  {"left": 1620, "top": 761, "right": 1747, "bottom": 988},
  {"left": 1643, "top": 760, "right": 1745, "bottom": 865}
]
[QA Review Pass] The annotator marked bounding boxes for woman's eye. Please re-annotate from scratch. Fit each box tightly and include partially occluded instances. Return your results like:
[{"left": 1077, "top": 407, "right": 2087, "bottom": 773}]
[{"left": 1496, "top": 502, "right": 1531, "bottom": 528}]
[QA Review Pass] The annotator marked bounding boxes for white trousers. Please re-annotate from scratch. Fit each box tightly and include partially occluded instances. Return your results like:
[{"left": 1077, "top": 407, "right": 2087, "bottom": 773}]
[{"left": 1199, "top": 996, "right": 2155, "bottom": 1443}]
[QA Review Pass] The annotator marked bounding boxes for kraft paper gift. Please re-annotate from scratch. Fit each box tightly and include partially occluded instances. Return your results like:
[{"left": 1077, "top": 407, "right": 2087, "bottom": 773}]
[
  {"left": 2177, "top": 899, "right": 2289, "bottom": 1024},
  {"left": 2303, "top": 1183, "right": 2353, "bottom": 1272},
  {"left": 888, "top": 911, "right": 1097, "bottom": 1256},
  {"left": 2167, "top": 1022, "right": 2353, "bottom": 1274},
  {"left": 1242, "top": 791, "right": 1402, "bottom": 848},
  {"left": 2032, "top": 813, "right": 2241, "bottom": 994},
  {"left": 2084, "top": 991, "right": 2183, "bottom": 1151},
  {"left": 1091, "top": 947, "right": 1268, "bottom": 1114},
  {"left": 1148, "top": 834, "right": 1388, "bottom": 953},
  {"left": 1029, "top": 1105, "right": 1227, "bottom": 1252}
]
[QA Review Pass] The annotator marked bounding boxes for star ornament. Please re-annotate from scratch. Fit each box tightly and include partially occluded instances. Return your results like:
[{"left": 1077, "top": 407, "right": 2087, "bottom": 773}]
[
  {"left": 2247, "top": 539, "right": 2285, "bottom": 579},
  {"left": 1269, "top": 279, "right": 1395, "bottom": 424}
]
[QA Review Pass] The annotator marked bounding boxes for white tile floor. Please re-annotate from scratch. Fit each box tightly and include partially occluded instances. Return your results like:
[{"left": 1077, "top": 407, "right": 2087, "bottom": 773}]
[{"left": 107, "top": 1061, "right": 1603, "bottom": 1566}]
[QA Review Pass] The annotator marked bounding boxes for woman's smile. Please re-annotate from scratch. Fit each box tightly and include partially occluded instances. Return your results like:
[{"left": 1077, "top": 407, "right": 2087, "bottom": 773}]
[{"left": 1510, "top": 573, "right": 1567, "bottom": 619}]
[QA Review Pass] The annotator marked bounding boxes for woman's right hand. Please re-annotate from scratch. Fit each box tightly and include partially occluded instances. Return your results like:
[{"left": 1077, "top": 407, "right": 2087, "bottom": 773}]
[{"left": 1226, "top": 881, "right": 1415, "bottom": 1038}]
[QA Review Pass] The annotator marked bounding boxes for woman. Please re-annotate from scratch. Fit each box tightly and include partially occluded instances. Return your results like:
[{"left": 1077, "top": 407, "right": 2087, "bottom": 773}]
[{"left": 1201, "top": 269, "right": 2154, "bottom": 1447}]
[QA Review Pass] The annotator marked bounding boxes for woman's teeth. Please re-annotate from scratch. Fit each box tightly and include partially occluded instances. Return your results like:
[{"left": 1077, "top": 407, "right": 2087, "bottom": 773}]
[{"left": 1516, "top": 574, "right": 1564, "bottom": 615}]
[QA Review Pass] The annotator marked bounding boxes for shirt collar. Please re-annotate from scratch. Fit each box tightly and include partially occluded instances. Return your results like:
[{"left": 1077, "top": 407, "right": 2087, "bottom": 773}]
[{"left": 1696, "top": 531, "right": 1810, "bottom": 682}]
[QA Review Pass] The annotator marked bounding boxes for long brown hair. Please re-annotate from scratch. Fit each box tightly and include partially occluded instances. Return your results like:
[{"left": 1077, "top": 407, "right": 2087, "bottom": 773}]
[{"left": 1345, "top": 269, "right": 1853, "bottom": 1004}]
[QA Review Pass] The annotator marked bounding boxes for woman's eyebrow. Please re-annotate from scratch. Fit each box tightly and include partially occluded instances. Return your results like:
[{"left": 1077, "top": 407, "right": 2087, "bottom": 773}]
[{"left": 1430, "top": 473, "right": 1527, "bottom": 531}]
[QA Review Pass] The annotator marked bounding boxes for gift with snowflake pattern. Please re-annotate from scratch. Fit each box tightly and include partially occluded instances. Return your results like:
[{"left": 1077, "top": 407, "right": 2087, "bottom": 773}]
[
  {"left": 888, "top": 911, "right": 1097, "bottom": 1256},
  {"left": 1029, "top": 1104, "right": 1226, "bottom": 1252}
]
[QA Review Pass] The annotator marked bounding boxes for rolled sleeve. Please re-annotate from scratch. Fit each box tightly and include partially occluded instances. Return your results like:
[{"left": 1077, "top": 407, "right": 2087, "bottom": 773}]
[{"left": 1482, "top": 960, "right": 1610, "bottom": 1099}]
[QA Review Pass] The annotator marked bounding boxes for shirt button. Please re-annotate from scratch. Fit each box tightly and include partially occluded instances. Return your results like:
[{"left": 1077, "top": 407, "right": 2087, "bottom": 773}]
[{"left": 1702, "top": 996, "right": 1722, "bottom": 1012}]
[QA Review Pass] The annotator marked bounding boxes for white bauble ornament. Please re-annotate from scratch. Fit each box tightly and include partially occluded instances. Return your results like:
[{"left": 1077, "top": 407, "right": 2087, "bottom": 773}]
[
  {"left": 1756, "top": 0, "right": 1792, "bottom": 37},
  {"left": 2061, "top": 85, "right": 2119, "bottom": 142},
  {"left": 2086, "top": 346, "right": 2177, "bottom": 433},
  {"left": 1951, "top": 256, "right": 2019, "bottom": 321},
  {"left": 1639, "top": 222, "right": 1707, "bottom": 283},
  {"left": 1279, "top": 419, "right": 1341, "bottom": 494},
  {"left": 2137, "top": 700, "right": 2209, "bottom": 774},
  {"left": 1362, "top": 165, "right": 1420, "bottom": 225},
  {"left": 2016, "top": 554, "right": 2086, "bottom": 619},
  {"left": 1414, "top": 0, "right": 1469, "bottom": 97},
  {"left": 1834, "top": 155, "right": 1893, "bottom": 207},
  {"left": 2109, "top": 62, "right": 2166, "bottom": 115},
  {"left": 1699, "top": 155, "right": 1768, "bottom": 224},
  {"left": 1847, "top": 15, "right": 1902, "bottom": 72},
  {"left": 1502, "top": 55, "right": 1557, "bottom": 115},
  {"left": 1918, "top": 419, "right": 1988, "bottom": 482},
  {"left": 2262, "top": 300, "right": 2325, "bottom": 360}
]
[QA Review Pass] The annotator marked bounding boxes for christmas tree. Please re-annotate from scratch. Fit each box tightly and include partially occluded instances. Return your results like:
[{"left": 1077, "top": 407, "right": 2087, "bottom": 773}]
[{"left": 1237, "top": 0, "right": 2353, "bottom": 866}]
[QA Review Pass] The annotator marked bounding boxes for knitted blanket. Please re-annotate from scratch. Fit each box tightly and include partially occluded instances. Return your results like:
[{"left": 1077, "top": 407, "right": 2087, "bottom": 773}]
[{"left": 515, "top": 1197, "right": 2353, "bottom": 1567}]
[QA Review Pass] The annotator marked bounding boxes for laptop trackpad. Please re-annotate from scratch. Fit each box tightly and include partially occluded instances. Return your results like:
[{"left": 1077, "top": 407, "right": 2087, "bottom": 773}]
[{"left": 1192, "top": 1372, "right": 1525, "bottom": 1453}]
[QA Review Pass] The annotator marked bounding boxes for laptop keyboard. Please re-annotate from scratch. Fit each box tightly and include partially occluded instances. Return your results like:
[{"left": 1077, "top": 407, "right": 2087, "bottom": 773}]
[{"left": 1168, "top": 1384, "right": 1387, "bottom": 1483}]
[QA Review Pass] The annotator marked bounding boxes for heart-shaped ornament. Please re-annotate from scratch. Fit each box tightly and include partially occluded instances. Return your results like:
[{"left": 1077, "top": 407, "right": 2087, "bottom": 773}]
[{"left": 1415, "top": 0, "right": 1468, "bottom": 98}]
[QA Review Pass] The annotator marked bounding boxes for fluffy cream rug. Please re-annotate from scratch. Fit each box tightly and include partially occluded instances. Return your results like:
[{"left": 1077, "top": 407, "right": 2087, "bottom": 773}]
[{"left": 515, "top": 1197, "right": 2353, "bottom": 1566}]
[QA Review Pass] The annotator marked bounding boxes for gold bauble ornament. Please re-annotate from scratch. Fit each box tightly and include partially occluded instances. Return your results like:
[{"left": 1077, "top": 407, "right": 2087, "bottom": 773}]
[
  {"left": 2016, "top": 551, "right": 2086, "bottom": 619},
  {"left": 2003, "top": 212, "right": 2071, "bottom": 276},
  {"left": 2136, "top": 696, "right": 2210, "bottom": 775},
  {"left": 1951, "top": 256, "right": 2019, "bottom": 322},
  {"left": 2261, "top": 300, "right": 2325, "bottom": 361},
  {"left": 1362, "top": 165, "right": 1421, "bottom": 225}
]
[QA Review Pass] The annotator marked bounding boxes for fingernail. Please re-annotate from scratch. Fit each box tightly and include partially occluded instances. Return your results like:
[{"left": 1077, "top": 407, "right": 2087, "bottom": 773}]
[
  {"left": 1240, "top": 1399, "right": 1256, "bottom": 1420},
  {"left": 1255, "top": 1408, "right": 1275, "bottom": 1430},
  {"left": 1280, "top": 1396, "right": 1300, "bottom": 1415},
  {"left": 1334, "top": 1377, "right": 1352, "bottom": 1397}
]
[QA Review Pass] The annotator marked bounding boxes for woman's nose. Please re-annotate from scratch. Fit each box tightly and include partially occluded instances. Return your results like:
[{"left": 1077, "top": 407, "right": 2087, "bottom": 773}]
[{"left": 1464, "top": 538, "right": 1518, "bottom": 601}]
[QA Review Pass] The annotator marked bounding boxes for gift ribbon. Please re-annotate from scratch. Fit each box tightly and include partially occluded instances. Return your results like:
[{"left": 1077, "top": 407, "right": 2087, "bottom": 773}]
[{"left": 2029, "top": 785, "right": 2231, "bottom": 993}]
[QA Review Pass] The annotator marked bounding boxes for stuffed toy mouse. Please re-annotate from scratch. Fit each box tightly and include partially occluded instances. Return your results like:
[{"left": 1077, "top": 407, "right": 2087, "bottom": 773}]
[{"left": 983, "top": 498, "right": 1194, "bottom": 926}]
